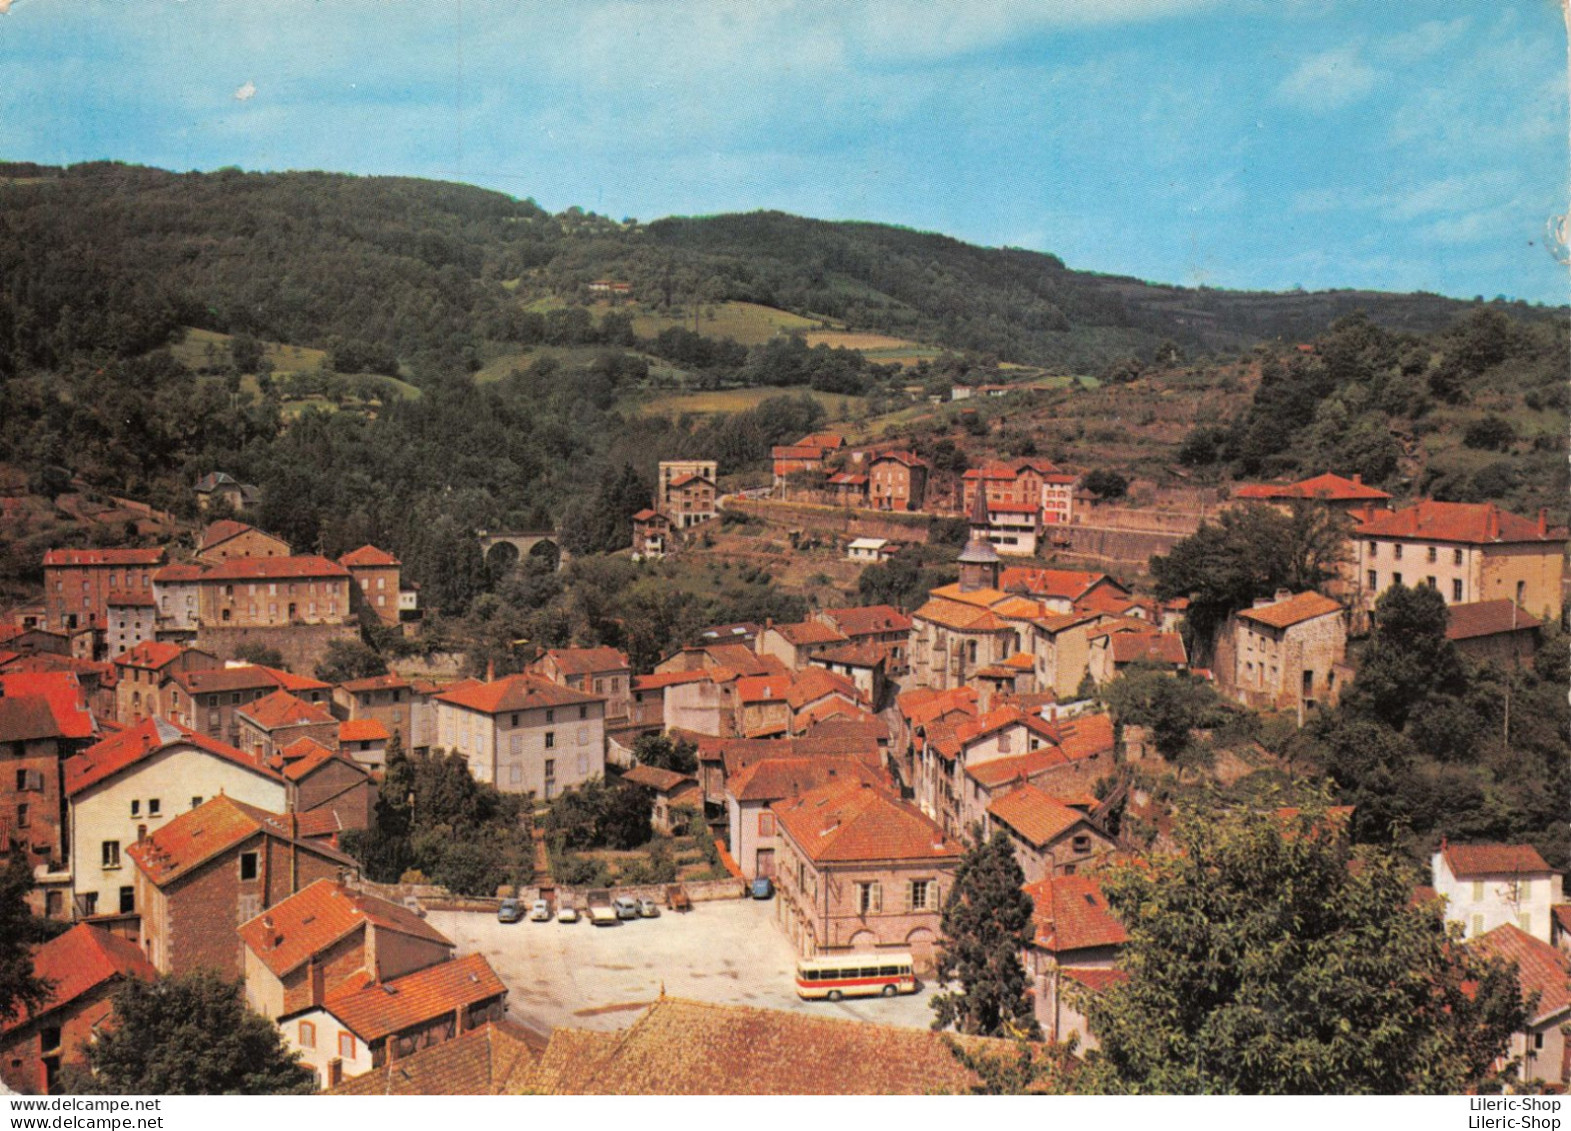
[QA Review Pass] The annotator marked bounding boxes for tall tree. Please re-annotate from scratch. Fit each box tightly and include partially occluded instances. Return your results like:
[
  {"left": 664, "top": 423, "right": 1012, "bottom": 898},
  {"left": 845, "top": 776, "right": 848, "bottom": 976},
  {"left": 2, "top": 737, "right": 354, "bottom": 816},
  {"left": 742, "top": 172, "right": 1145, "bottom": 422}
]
[
  {"left": 930, "top": 831, "right": 1040, "bottom": 1039},
  {"left": 65, "top": 971, "right": 317, "bottom": 1094},
  {"left": 1343, "top": 582, "right": 1466, "bottom": 730},
  {"left": 1078, "top": 803, "right": 1526, "bottom": 1094},
  {"left": 0, "top": 854, "right": 53, "bottom": 1029}
]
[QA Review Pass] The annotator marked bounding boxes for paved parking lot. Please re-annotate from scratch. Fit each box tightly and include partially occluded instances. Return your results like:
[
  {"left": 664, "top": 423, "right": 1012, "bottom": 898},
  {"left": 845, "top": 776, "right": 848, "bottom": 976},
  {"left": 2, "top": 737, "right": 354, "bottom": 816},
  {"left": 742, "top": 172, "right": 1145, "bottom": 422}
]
[{"left": 429, "top": 897, "right": 941, "bottom": 1037}]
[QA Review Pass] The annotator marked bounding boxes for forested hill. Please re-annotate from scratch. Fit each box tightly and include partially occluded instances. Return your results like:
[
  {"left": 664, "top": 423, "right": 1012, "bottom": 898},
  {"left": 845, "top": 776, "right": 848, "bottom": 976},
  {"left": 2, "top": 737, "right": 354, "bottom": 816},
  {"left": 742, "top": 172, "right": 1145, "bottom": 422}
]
[{"left": 0, "top": 161, "right": 1556, "bottom": 381}]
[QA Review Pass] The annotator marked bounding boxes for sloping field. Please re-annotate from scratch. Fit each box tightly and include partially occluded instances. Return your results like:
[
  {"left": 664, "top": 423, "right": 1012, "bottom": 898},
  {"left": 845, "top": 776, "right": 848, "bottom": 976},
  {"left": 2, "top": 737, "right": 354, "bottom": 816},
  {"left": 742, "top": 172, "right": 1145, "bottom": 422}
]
[
  {"left": 630, "top": 301, "right": 821, "bottom": 346},
  {"left": 635, "top": 386, "right": 866, "bottom": 420}
]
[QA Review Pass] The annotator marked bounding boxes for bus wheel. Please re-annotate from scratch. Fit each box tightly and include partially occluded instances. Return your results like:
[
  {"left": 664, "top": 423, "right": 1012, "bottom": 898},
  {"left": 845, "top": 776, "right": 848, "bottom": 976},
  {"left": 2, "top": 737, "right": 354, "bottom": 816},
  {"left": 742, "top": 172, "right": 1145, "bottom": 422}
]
[
  {"left": 827, "top": 990, "right": 843, "bottom": 1002},
  {"left": 881, "top": 984, "right": 897, "bottom": 997}
]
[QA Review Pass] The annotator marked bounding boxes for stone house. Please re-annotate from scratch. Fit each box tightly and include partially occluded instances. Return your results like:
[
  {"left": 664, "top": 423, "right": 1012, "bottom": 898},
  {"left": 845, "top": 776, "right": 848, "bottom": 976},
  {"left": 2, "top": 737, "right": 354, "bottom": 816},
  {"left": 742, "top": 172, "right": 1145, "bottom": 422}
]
[
  {"left": 1470, "top": 924, "right": 1571, "bottom": 1088},
  {"left": 1354, "top": 500, "right": 1565, "bottom": 626},
  {"left": 1232, "top": 471, "right": 1393, "bottom": 517},
  {"left": 984, "top": 784, "right": 1120, "bottom": 883},
  {"left": 1041, "top": 473, "right": 1079, "bottom": 526},
  {"left": 235, "top": 690, "right": 340, "bottom": 766},
  {"left": 278, "top": 952, "right": 507, "bottom": 1089},
  {"left": 532, "top": 647, "right": 632, "bottom": 732},
  {"left": 656, "top": 460, "right": 718, "bottom": 512},
  {"left": 815, "top": 605, "right": 912, "bottom": 675},
  {"left": 1217, "top": 590, "right": 1345, "bottom": 714},
  {"left": 127, "top": 795, "right": 357, "bottom": 976},
  {"left": 337, "top": 719, "right": 390, "bottom": 771},
  {"left": 195, "top": 520, "right": 292, "bottom": 564},
  {"left": 828, "top": 472, "right": 869, "bottom": 506},
  {"left": 434, "top": 674, "right": 606, "bottom": 800},
  {"left": 1022, "top": 874, "right": 1128, "bottom": 1051},
  {"left": 194, "top": 556, "right": 354, "bottom": 629},
  {"left": 724, "top": 756, "right": 879, "bottom": 881},
  {"left": 1445, "top": 600, "right": 1545, "bottom": 667},
  {"left": 735, "top": 675, "right": 792, "bottom": 738},
  {"left": 665, "top": 474, "right": 718, "bottom": 529},
  {"left": 65, "top": 717, "right": 287, "bottom": 921},
  {"left": 1086, "top": 628, "right": 1188, "bottom": 685},
  {"left": 1432, "top": 841, "right": 1563, "bottom": 943},
  {"left": 338, "top": 545, "right": 403, "bottom": 628},
  {"left": 151, "top": 563, "right": 205, "bottom": 636},
  {"left": 620, "top": 764, "right": 702, "bottom": 835},
  {"left": 330, "top": 673, "right": 414, "bottom": 749},
  {"left": 773, "top": 779, "right": 961, "bottom": 973},
  {"left": 868, "top": 451, "right": 929, "bottom": 512},
  {"left": 278, "top": 738, "right": 376, "bottom": 834},
  {"left": 112, "top": 641, "right": 220, "bottom": 725},
  {"left": 631, "top": 509, "right": 671, "bottom": 558},
  {"left": 105, "top": 591, "right": 158, "bottom": 658},
  {"left": 808, "top": 644, "right": 888, "bottom": 709},
  {"left": 758, "top": 620, "right": 849, "bottom": 671},
  {"left": 998, "top": 567, "right": 1128, "bottom": 614},
  {"left": 194, "top": 471, "right": 259, "bottom": 514},
  {"left": 237, "top": 879, "right": 453, "bottom": 1019},
  {"left": 42, "top": 548, "right": 166, "bottom": 638},
  {"left": 166, "top": 664, "right": 332, "bottom": 748},
  {"left": 0, "top": 924, "right": 157, "bottom": 1095}
]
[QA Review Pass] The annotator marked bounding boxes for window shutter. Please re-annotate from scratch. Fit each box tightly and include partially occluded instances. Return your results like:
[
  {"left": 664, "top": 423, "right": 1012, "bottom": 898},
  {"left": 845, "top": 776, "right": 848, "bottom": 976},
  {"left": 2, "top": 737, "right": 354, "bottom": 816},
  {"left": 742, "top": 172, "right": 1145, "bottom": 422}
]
[
  {"left": 871, "top": 882, "right": 882, "bottom": 913},
  {"left": 904, "top": 882, "right": 915, "bottom": 913}
]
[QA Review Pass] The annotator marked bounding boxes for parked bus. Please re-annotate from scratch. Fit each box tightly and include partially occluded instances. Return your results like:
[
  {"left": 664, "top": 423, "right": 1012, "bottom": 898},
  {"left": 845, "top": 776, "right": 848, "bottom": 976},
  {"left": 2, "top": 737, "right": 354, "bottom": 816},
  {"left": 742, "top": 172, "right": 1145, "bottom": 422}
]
[{"left": 795, "top": 953, "right": 917, "bottom": 1001}]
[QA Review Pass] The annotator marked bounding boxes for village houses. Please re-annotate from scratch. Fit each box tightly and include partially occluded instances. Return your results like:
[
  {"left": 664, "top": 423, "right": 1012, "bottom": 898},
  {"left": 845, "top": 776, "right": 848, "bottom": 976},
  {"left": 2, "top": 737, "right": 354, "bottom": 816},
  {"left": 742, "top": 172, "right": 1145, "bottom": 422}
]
[
  {"left": 1432, "top": 841, "right": 1563, "bottom": 943},
  {"left": 434, "top": 673, "right": 606, "bottom": 799}
]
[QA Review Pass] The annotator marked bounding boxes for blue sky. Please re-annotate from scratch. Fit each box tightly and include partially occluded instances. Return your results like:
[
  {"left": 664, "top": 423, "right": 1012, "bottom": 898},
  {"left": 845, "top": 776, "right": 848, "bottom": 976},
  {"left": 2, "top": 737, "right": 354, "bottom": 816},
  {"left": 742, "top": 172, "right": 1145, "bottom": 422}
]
[{"left": 1, "top": 0, "right": 1565, "bottom": 303}]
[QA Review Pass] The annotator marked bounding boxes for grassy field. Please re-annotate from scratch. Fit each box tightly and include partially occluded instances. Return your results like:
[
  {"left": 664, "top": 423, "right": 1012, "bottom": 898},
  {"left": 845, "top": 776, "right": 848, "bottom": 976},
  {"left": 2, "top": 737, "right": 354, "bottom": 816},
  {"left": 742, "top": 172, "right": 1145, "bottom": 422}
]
[
  {"left": 633, "top": 386, "right": 868, "bottom": 420},
  {"left": 472, "top": 346, "right": 686, "bottom": 385},
  {"left": 630, "top": 300, "right": 823, "bottom": 346}
]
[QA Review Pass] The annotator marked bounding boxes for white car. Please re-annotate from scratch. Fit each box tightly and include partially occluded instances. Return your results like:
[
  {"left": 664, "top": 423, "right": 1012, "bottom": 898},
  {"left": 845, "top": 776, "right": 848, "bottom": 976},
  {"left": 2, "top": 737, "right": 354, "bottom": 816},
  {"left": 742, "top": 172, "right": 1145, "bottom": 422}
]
[
  {"left": 529, "top": 899, "right": 551, "bottom": 922},
  {"left": 557, "top": 903, "right": 580, "bottom": 924}
]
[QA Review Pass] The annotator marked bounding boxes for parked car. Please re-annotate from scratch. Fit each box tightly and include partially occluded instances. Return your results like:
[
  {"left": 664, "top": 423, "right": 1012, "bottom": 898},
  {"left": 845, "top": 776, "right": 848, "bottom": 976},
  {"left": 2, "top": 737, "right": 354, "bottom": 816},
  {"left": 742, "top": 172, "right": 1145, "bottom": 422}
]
[
  {"left": 528, "top": 899, "right": 552, "bottom": 922},
  {"left": 557, "top": 903, "right": 580, "bottom": 924},
  {"left": 497, "top": 898, "right": 523, "bottom": 923},
  {"left": 636, "top": 897, "right": 660, "bottom": 918},
  {"left": 750, "top": 876, "right": 775, "bottom": 900},
  {"left": 612, "top": 896, "right": 640, "bottom": 920}
]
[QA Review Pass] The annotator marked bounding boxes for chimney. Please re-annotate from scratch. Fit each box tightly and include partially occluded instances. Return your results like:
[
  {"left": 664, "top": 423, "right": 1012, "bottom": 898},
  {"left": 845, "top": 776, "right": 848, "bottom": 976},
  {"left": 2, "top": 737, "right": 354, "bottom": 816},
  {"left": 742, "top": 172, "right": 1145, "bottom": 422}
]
[
  {"left": 1488, "top": 503, "right": 1500, "bottom": 541},
  {"left": 308, "top": 960, "right": 325, "bottom": 1007},
  {"left": 1352, "top": 474, "right": 1362, "bottom": 485},
  {"left": 486, "top": 658, "right": 495, "bottom": 683},
  {"left": 1539, "top": 508, "right": 1548, "bottom": 537},
  {"left": 1274, "top": 588, "right": 1291, "bottom": 603}
]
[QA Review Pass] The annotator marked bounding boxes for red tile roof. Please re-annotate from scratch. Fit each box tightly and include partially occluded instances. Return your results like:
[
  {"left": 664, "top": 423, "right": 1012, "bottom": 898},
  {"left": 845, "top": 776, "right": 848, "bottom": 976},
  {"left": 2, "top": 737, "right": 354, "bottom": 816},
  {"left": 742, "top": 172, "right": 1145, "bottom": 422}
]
[
  {"left": 666, "top": 472, "right": 714, "bottom": 489},
  {"left": 281, "top": 742, "right": 358, "bottom": 782},
  {"left": 811, "top": 642, "right": 887, "bottom": 669},
  {"left": 1233, "top": 473, "right": 1392, "bottom": 503},
  {"left": 240, "top": 689, "right": 336, "bottom": 730},
  {"left": 1237, "top": 591, "right": 1343, "bottom": 630},
  {"left": 726, "top": 756, "right": 877, "bottom": 803},
  {"left": 1108, "top": 632, "right": 1189, "bottom": 666},
  {"left": 988, "top": 784, "right": 1092, "bottom": 848},
  {"left": 999, "top": 567, "right": 1121, "bottom": 602},
  {"left": 1356, "top": 500, "right": 1563, "bottom": 545},
  {"left": 869, "top": 450, "right": 927, "bottom": 469},
  {"left": 238, "top": 879, "right": 451, "bottom": 978},
  {"left": 819, "top": 605, "right": 912, "bottom": 637},
  {"left": 1470, "top": 923, "right": 1571, "bottom": 1024},
  {"left": 0, "top": 696, "right": 68, "bottom": 744},
  {"left": 631, "top": 671, "right": 711, "bottom": 692},
  {"left": 898, "top": 686, "right": 979, "bottom": 728},
  {"left": 798, "top": 433, "right": 845, "bottom": 449},
  {"left": 127, "top": 796, "right": 353, "bottom": 886},
  {"left": 0, "top": 671, "right": 96, "bottom": 739},
  {"left": 1442, "top": 843, "right": 1554, "bottom": 879},
  {"left": 339, "top": 544, "right": 401, "bottom": 567},
  {"left": 1, "top": 924, "right": 157, "bottom": 1034},
  {"left": 280, "top": 736, "right": 336, "bottom": 762},
  {"left": 199, "top": 520, "right": 263, "bottom": 552},
  {"left": 316, "top": 953, "right": 506, "bottom": 1042},
  {"left": 531, "top": 997, "right": 996, "bottom": 1095},
  {"left": 327, "top": 1020, "right": 545, "bottom": 1096},
  {"left": 43, "top": 548, "right": 165, "bottom": 567},
  {"left": 196, "top": 555, "right": 351, "bottom": 581},
  {"left": 965, "top": 748, "right": 1067, "bottom": 789},
  {"left": 772, "top": 779, "right": 960, "bottom": 865},
  {"left": 772, "top": 445, "right": 827, "bottom": 460},
  {"left": 1025, "top": 874, "right": 1128, "bottom": 953},
  {"left": 66, "top": 716, "right": 280, "bottom": 796},
  {"left": 827, "top": 472, "right": 868, "bottom": 486},
  {"left": 770, "top": 621, "right": 848, "bottom": 647},
  {"left": 1048, "top": 713, "right": 1116, "bottom": 762},
  {"left": 784, "top": 666, "right": 863, "bottom": 710},
  {"left": 1063, "top": 967, "right": 1129, "bottom": 992},
  {"left": 541, "top": 646, "right": 629, "bottom": 676},
  {"left": 172, "top": 664, "right": 329, "bottom": 697},
  {"left": 435, "top": 673, "right": 601, "bottom": 714},
  {"left": 621, "top": 764, "right": 697, "bottom": 794},
  {"left": 338, "top": 673, "right": 412, "bottom": 693},
  {"left": 153, "top": 563, "right": 206, "bottom": 583},
  {"left": 112, "top": 641, "right": 187, "bottom": 670},
  {"left": 631, "top": 508, "right": 661, "bottom": 522},
  {"left": 735, "top": 675, "right": 788, "bottom": 704},
  {"left": 1445, "top": 600, "right": 1546, "bottom": 641},
  {"left": 339, "top": 718, "right": 389, "bottom": 743}
]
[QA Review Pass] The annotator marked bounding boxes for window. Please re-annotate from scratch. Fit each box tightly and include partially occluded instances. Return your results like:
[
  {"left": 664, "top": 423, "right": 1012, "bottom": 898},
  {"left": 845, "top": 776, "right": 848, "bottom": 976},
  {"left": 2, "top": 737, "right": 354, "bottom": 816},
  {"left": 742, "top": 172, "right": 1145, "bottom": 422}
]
[
  {"left": 856, "top": 881, "right": 882, "bottom": 915},
  {"left": 119, "top": 886, "right": 134, "bottom": 914},
  {"left": 1392, "top": 544, "right": 1403, "bottom": 561},
  {"left": 102, "top": 841, "right": 121, "bottom": 869},
  {"left": 1471, "top": 914, "right": 1484, "bottom": 936},
  {"left": 1426, "top": 576, "right": 1436, "bottom": 590},
  {"left": 239, "top": 852, "right": 259, "bottom": 881},
  {"left": 1472, "top": 880, "right": 1484, "bottom": 901},
  {"left": 1453, "top": 548, "right": 1464, "bottom": 566},
  {"left": 338, "top": 1032, "right": 356, "bottom": 1060},
  {"left": 1517, "top": 580, "right": 1526, "bottom": 605},
  {"left": 1367, "top": 541, "right": 1378, "bottom": 558},
  {"left": 907, "top": 879, "right": 933, "bottom": 911},
  {"left": 545, "top": 709, "right": 555, "bottom": 724},
  {"left": 594, "top": 679, "right": 604, "bottom": 695},
  {"left": 1453, "top": 579, "right": 1463, "bottom": 602},
  {"left": 191, "top": 796, "right": 203, "bottom": 810},
  {"left": 510, "top": 736, "right": 522, "bottom": 757},
  {"left": 40, "top": 1026, "right": 61, "bottom": 1054},
  {"left": 131, "top": 799, "right": 140, "bottom": 817},
  {"left": 1519, "top": 912, "right": 1533, "bottom": 932},
  {"left": 758, "top": 812, "right": 776, "bottom": 837},
  {"left": 79, "top": 892, "right": 97, "bottom": 916},
  {"left": 544, "top": 759, "right": 555, "bottom": 780},
  {"left": 16, "top": 803, "right": 28, "bottom": 828},
  {"left": 510, "top": 714, "right": 519, "bottom": 727},
  {"left": 298, "top": 1021, "right": 316, "bottom": 1049},
  {"left": 509, "top": 764, "right": 523, "bottom": 785},
  {"left": 1427, "top": 546, "right": 1437, "bottom": 563},
  {"left": 579, "top": 705, "right": 588, "bottom": 720},
  {"left": 1367, "top": 570, "right": 1378, "bottom": 590},
  {"left": 576, "top": 752, "right": 589, "bottom": 775},
  {"left": 148, "top": 798, "right": 160, "bottom": 817},
  {"left": 1392, "top": 572, "right": 1402, "bottom": 587},
  {"left": 544, "top": 732, "right": 555, "bottom": 749}
]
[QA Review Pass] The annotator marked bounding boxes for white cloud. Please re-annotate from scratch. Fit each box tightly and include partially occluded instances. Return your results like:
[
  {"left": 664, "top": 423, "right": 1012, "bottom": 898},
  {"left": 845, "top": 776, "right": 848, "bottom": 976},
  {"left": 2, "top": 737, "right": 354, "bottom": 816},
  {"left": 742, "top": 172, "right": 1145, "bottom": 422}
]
[
  {"left": 1383, "top": 18, "right": 1469, "bottom": 64},
  {"left": 233, "top": 80, "right": 256, "bottom": 101},
  {"left": 1275, "top": 45, "right": 1378, "bottom": 111}
]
